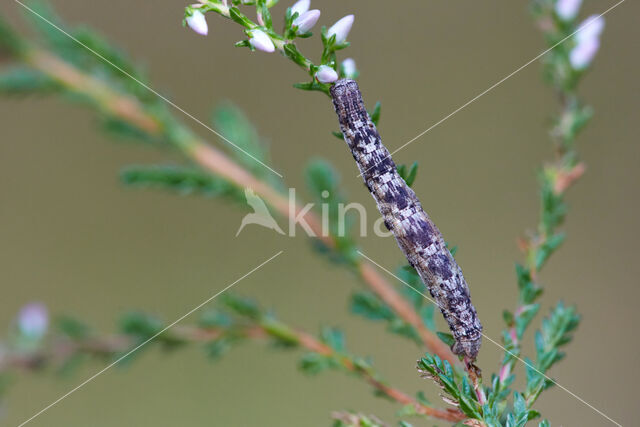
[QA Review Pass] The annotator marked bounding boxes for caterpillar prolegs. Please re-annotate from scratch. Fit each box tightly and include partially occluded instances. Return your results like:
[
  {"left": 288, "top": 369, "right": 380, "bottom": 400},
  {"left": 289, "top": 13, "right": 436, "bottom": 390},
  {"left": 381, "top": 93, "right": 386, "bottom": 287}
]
[{"left": 330, "top": 79, "right": 482, "bottom": 361}]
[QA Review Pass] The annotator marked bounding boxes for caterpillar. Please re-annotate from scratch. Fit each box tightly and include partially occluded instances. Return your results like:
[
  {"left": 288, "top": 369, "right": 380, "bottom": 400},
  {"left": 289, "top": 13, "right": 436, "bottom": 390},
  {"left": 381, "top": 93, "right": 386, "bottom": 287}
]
[{"left": 330, "top": 79, "right": 482, "bottom": 361}]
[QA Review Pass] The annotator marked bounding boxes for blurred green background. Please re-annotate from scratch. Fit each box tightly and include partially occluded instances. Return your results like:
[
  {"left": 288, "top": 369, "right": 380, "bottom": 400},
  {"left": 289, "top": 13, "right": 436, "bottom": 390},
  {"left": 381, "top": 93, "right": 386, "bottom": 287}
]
[{"left": 1, "top": 0, "right": 638, "bottom": 426}]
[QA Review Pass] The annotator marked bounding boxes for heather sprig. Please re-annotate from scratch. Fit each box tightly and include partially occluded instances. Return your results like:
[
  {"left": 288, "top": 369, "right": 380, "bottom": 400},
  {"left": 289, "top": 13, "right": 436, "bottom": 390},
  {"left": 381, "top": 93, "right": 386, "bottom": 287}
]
[
  {"left": 183, "top": 0, "right": 355, "bottom": 94},
  {"left": 0, "top": 0, "right": 609, "bottom": 425},
  {"left": 0, "top": 296, "right": 463, "bottom": 423}
]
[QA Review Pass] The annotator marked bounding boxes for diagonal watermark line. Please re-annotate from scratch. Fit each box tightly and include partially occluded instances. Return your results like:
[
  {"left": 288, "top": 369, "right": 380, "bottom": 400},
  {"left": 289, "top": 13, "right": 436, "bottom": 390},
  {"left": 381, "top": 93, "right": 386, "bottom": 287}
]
[
  {"left": 17, "top": 250, "right": 284, "bottom": 427},
  {"left": 357, "top": 0, "right": 625, "bottom": 178},
  {"left": 357, "top": 250, "right": 622, "bottom": 427},
  {"left": 14, "top": 0, "right": 284, "bottom": 179}
]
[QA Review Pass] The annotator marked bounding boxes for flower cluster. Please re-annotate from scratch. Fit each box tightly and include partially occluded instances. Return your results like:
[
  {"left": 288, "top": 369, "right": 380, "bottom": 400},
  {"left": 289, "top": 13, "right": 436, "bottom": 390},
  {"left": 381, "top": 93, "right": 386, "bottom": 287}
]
[
  {"left": 553, "top": 0, "right": 605, "bottom": 71},
  {"left": 569, "top": 15, "right": 604, "bottom": 70},
  {"left": 183, "top": 0, "right": 357, "bottom": 91}
]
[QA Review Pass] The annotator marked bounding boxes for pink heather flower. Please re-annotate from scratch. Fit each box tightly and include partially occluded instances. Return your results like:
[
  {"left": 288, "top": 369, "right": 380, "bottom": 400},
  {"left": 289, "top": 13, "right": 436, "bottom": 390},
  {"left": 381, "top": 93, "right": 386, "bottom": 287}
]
[
  {"left": 315, "top": 65, "right": 338, "bottom": 83},
  {"left": 290, "top": 0, "right": 310, "bottom": 17},
  {"left": 555, "top": 0, "right": 582, "bottom": 21},
  {"left": 570, "top": 37, "right": 600, "bottom": 69},
  {"left": 576, "top": 15, "right": 605, "bottom": 44},
  {"left": 327, "top": 14, "right": 354, "bottom": 44},
  {"left": 340, "top": 58, "right": 357, "bottom": 79},
  {"left": 186, "top": 10, "right": 208, "bottom": 36},
  {"left": 257, "top": 11, "right": 265, "bottom": 26},
  {"left": 17, "top": 302, "right": 48, "bottom": 339},
  {"left": 569, "top": 15, "right": 605, "bottom": 70},
  {"left": 293, "top": 9, "right": 320, "bottom": 34},
  {"left": 249, "top": 29, "right": 275, "bottom": 53}
]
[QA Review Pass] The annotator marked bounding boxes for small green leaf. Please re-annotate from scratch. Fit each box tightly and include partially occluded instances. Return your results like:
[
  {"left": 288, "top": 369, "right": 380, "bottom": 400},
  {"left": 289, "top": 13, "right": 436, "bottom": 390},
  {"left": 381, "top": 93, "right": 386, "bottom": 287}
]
[
  {"left": 56, "top": 316, "right": 90, "bottom": 340},
  {"left": 503, "top": 309, "right": 514, "bottom": 326},
  {"left": 283, "top": 43, "right": 308, "bottom": 68},
  {"left": 228, "top": 7, "right": 254, "bottom": 28},
  {"left": 199, "top": 309, "right": 232, "bottom": 328},
  {"left": 369, "top": 101, "right": 381, "bottom": 126},
  {"left": 396, "top": 162, "right": 418, "bottom": 187},
  {"left": 299, "top": 352, "right": 331, "bottom": 374},
  {"left": 436, "top": 331, "right": 455, "bottom": 347},
  {"left": 0, "top": 66, "right": 59, "bottom": 94},
  {"left": 119, "top": 312, "right": 163, "bottom": 340},
  {"left": 293, "top": 80, "right": 330, "bottom": 95},
  {"left": 320, "top": 327, "right": 345, "bottom": 352},
  {"left": 220, "top": 294, "right": 261, "bottom": 319}
]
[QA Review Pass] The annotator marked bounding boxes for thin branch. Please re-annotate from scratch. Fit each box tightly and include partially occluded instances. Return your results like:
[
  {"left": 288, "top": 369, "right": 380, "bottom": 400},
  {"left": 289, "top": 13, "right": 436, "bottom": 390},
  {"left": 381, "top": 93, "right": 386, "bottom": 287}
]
[{"left": 1, "top": 322, "right": 464, "bottom": 423}]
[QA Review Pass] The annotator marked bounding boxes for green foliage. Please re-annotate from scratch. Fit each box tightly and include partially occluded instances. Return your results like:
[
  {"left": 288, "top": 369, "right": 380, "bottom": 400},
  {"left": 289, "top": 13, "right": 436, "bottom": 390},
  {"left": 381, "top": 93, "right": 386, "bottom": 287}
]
[
  {"left": 524, "top": 303, "right": 579, "bottom": 402},
  {"left": 56, "top": 315, "right": 90, "bottom": 340},
  {"left": 504, "top": 392, "right": 540, "bottom": 427},
  {"left": 350, "top": 291, "right": 421, "bottom": 344},
  {"left": 0, "top": 66, "right": 59, "bottom": 94},
  {"left": 396, "top": 162, "right": 418, "bottom": 188},
  {"left": 212, "top": 103, "right": 275, "bottom": 182},
  {"left": 514, "top": 264, "right": 543, "bottom": 306},
  {"left": 320, "top": 326, "right": 346, "bottom": 352},
  {"left": 219, "top": 294, "right": 261, "bottom": 320},
  {"left": 119, "top": 312, "right": 163, "bottom": 341},
  {"left": 204, "top": 336, "right": 236, "bottom": 360},
  {"left": 417, "top": 354, "right": 481, "bottom": 419},
  {"left": 22, "top": 1, "right": 155, "bottom": 104},
  {"left": 435, "top": 332, "right": 455, "bottom": 348},
  {"left": 534, "top": 232, "right": 565, "bottom": 271},
  {"left": 488, "top": 3, "right": 594, "bottom": 421},
  {"left": 0, "top": 2, "right": 601, "bottom": 425},
  {"left": 293, "top": 79, "right": 331, "bottom": 96},
  {"left": 102, "top": 117, "right": 160, "bottom": 144},
  {"left": 198, "top": 308, "right": 232, "bottom": 328},
  {"left": 484, "top": 373, "right": 515, "bottom": 418},
  {"left": 300, "top": 326, "right": 375, "bottom": 379},
  {"left": 395, "top": 266, "right": 436, "bottom": 331},
  {"left": 120, "top": 164, "right": 244, "bottom": 200},
  {"left": 540, "top": 176, "right": 567, "bottom": 235},
  {"left": 305, "top": 159, "right": 358, "bottom": 265},
  {"left": 349, "top": 258, "right": 438, "bottom": 346},
  {"left": 0, "top": 14, "right": 25, "bottom": 55},
  {"left": 369, "top": 101, "right": 382, "bottom": 126}
]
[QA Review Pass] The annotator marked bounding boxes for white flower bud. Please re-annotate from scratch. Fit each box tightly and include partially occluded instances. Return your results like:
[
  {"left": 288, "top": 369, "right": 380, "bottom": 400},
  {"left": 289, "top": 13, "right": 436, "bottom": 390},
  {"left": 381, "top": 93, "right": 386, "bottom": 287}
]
[
  {"left": 576, "top": 15, "right": 604, "bottom": 44},
  {"left": 293, "top": 9, "right": 320, "bottom": 34},
  {"left": 555, "top": 0, "right": 582, "bottom": 21},
  {"left": 315, "top": 65, "right": 338, "bottom": 83},
  {"left": 340, "top": 58, "right": 357, "bottom": 79},
  {"left": 327, "top": 14, "right": 354, "bottom": 44},
  {"left": 290, "top": 0, "right": 310, "bottom": 16},
  {"left": 249, "top": 29, "right": 275, "bottom": 53},
  {"left": 17, "top": 303, "right": 48, "bottom": 340},
  {"left": 186, "top": 10, "right": 208, "bottom": 36},
  {"left": 569, "top": 37, "right": 600, "bottom": 70}
]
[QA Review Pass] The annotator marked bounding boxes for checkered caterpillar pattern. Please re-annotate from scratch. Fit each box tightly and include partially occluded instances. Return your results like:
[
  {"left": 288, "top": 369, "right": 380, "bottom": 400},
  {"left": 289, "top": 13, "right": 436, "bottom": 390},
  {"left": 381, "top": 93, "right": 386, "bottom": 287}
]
[{"left": 330, "top": 79, "right": 482, "bottom": 360}]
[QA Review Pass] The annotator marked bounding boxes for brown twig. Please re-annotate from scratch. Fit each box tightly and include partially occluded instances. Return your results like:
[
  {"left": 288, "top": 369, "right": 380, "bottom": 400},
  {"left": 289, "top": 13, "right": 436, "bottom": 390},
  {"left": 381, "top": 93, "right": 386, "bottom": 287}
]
[{"left": 1, "top": 323, "right": 464, "bottom": 423}]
